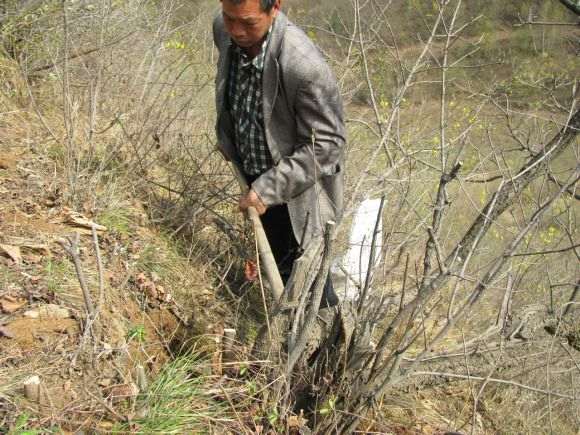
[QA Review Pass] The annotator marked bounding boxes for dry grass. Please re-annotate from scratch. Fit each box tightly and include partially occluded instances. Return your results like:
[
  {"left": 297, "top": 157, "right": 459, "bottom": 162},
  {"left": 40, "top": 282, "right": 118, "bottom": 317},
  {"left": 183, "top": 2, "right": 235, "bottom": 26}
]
[{"left": 1, "top": 0, "right": 579, "bottom": 433}]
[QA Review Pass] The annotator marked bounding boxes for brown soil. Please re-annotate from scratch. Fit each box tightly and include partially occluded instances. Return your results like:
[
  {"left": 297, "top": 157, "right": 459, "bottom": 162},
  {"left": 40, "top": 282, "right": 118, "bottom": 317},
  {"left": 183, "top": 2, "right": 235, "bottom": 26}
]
[
  {"left": 0, "top": 144, "right": 219, "bottom": 431},
  {"left": 2, "top": 318, "right": 79, "bottom": 350}
]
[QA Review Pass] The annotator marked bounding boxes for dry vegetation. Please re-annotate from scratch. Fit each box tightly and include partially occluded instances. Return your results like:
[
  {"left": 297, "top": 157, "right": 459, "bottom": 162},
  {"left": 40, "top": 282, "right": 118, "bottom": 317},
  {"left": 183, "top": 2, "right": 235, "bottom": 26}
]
[{"left": 0, "top": 0, "right": 579, "bottom": 433}]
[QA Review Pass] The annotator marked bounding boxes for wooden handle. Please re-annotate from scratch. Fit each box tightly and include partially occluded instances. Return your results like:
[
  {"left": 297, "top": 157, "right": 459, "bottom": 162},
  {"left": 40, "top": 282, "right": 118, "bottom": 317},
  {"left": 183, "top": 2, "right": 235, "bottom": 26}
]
[{"left": 231, "top": 165, "right": 284, "bottom": 301}]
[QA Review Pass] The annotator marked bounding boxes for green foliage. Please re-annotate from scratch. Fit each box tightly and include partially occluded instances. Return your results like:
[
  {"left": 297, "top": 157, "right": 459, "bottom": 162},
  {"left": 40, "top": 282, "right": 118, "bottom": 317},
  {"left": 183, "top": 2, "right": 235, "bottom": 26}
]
[
  {"left": 97, "top": 207, "right": 132, "bottom": 237},
  {"left": 7, "top": 412, "right": 62, "bottom": 435},
  {"left": 0, "top": 0, "right": 59, "bottom": 59},
  {"left": 44, "top": 143, "right": 66, "bottom": 167},
  {"left": 135, "top": 243, "right": 165, "bottom": 275},
  {"left": 0, "top": 265, "right": 20, "bottom": 289},
  {"left": 267, "top": 407, "right": 279, "bottom": 426},
  {"left": 133, "top": 232, "right": 188, "bottom": 280},
  {"left": 117, "top": 352, "right": 229, "bottom": 434},
  {"left": 127, "top": 324, "right": 146, "bottom": 343},
  {"left": 44, "top": 258, "right": 75, "bottom": 294},
  {"left": 11, "top": 413, "right": 39, "bottom": 435},
  {"left": 318, "top": 396, "right": 337, "bottom": 415}
]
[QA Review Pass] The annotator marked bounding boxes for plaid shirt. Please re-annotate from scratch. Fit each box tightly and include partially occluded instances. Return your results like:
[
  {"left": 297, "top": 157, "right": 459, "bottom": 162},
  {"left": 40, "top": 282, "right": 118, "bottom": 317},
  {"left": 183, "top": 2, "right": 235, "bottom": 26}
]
[{"left": 228, "top": 32, "right": 273, "bottom": 176}]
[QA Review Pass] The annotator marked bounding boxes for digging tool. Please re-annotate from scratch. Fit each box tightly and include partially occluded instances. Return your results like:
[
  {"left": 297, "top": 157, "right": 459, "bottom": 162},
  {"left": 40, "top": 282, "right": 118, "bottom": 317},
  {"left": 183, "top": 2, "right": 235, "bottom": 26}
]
[{"left": 231, "top": 164, "right": 284, "bottom": 301}]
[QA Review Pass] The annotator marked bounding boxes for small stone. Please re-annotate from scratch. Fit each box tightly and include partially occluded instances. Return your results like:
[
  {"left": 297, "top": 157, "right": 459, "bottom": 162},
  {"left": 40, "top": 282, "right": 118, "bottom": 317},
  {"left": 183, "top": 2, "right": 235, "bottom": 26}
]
[
  {"left": 23, "top": 310, "right": 39, "bottom": 319},
  {"left": 0, "top": 326, "right": 15, "bottom": 339},
  {"left": 98, "top": 378, "right": 113, "bottom": 387},
  {"left": 0, "top": 296, "right": 27, "bottom": 313},
  {"left": 24, "top": 304, "right": 71, "bottom": 319}
]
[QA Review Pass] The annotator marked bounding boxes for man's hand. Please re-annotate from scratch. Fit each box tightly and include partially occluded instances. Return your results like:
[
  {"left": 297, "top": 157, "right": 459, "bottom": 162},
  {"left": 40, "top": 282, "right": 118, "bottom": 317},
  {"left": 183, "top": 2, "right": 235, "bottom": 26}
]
[{"left": 239, "top": 189, "right": 267, "bottom": 215}]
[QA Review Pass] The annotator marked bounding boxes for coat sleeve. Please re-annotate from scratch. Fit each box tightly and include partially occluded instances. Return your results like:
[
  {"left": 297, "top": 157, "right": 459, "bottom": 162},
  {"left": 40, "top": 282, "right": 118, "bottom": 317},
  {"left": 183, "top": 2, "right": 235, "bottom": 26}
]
[{"left": 251, "top": 64, "right": 345, "bottom": 207}]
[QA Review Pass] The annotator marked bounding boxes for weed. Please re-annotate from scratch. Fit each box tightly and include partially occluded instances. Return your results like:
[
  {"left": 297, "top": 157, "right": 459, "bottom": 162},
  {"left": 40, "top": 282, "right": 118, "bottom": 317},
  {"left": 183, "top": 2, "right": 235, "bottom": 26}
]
[
  {"left": 319, "top": 396, "right": 337, "bottom": 416},
  {"left": 97, "top": 207, "right": 132, "bottom": 237},
  {"left": 127, "top": 324, "right": 146, "bottom": 343},
  {"left": 117, "top": 352, "right": 232, "bottom": 433},
  {"left": 43, "top": 258, "right": 74, "bottom": 294},
  {"left": 0, "top": 265, "right": 20, "bottom": 288},
  {"left": 8, "top": 412, "right": 42, "bottom": 435},
  {"left": 135, "top": 243, "right": 165, "bottom": 275},
  {"left": 267, "top": 407, "right": 279, "bottom": 426}
]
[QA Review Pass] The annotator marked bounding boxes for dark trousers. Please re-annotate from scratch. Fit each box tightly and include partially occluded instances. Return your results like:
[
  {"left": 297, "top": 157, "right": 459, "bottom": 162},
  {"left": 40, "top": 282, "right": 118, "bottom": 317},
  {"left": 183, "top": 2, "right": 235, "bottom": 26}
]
[
  {"left": 246, "top": 174, "right": 338, "bottom": 308},
  {"left": 259, "top": 203, "right": 338, "bottom": 308}
]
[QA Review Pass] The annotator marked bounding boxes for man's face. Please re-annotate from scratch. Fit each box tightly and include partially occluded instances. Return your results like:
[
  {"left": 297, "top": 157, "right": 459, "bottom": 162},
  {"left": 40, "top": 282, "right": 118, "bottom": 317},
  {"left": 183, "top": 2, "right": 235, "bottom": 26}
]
[{"left": 221, "top": 0, "right": 280, "bottom": 50}]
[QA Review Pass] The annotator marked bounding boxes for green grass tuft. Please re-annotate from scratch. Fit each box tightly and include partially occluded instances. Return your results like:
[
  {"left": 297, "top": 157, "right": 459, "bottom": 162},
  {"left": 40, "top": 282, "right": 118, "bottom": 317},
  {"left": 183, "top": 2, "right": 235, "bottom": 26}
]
[
  {"left": 118, "top": 351, "right": 233, "bottom": 434},
  {"left": 43, "top": 258, "right": 75, "bottom": 294},
  {"left": 97, "top": 207, "right": 133, "bottom": 236}
]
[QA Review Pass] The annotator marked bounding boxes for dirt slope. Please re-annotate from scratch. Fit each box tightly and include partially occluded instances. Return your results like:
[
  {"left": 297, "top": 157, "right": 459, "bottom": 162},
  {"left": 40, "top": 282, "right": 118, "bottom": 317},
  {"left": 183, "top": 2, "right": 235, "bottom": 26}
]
[{"left": 0, "top": 145, "right": 223, "bottom": 431}]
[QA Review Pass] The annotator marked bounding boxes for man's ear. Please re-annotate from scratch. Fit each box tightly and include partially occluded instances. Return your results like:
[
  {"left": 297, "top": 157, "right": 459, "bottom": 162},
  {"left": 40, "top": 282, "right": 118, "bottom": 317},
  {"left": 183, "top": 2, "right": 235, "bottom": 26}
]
[{"left": 272, "top": 0, "right": 282, "bottom": 17}]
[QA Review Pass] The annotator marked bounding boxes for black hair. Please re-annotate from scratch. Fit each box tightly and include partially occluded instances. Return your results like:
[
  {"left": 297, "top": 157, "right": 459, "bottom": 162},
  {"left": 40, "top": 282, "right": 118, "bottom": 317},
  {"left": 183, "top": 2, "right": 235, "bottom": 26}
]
[{"left": 225, "top": 0, "right": 277, "bottom": 13}]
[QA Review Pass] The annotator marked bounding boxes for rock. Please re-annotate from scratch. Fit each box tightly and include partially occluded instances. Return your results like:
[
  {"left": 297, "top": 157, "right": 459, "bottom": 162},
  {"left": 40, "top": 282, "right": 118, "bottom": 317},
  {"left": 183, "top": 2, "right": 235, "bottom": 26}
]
[
  {"left": 24, "top": 304, "right": 71, "bottom": 319},
  {"left": 0, "top": 325, "right": 15, "bottom": 339},
  {"left": 0, "top": 244, "right": 21, "bottom": 264},
  {"left": 0, "top": 295, "right": 27, "bottom": 313}
]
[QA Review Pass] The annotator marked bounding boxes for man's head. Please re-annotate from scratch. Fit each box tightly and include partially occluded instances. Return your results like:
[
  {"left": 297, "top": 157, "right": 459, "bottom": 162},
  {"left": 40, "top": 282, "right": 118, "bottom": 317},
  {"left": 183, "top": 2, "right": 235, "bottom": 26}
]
[{"left": 221, "top": 0, "right": 281, "bottom": 53}]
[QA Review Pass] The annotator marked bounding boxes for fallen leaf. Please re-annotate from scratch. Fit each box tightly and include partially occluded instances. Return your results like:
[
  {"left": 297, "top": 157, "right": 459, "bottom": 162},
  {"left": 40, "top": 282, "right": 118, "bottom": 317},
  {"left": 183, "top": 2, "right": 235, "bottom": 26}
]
[
  {"left": 0, "top": 325, "right": 15, "bottom": 339},
  {"left": 23, "top": 254, "right": 42, "bottom": 264},
  {"left": 288, "top": 415, "right": 308, "bottom": 429},
  {"left": 0, "top": 296, "right": 27, "bottom": 313},
  {"left": 0, "top": 244, "right": 22, "bottom": 264},
  {"left": 20, "top": 243, "right": 50, "bottom": 257},
  {"left": 244, "top": 259, "right": 258, "bottom": 281},
  {"left": 106, "top": 383, "right": 139, "bottom": 403},
  {"left": 136, "top": 273, "right": 163, "bottom": 300},
  {"left": 143, "top": 282, "right": 158, "bottom": 300},
  {"left": 135, "top": 272, "right": 147, "bottom": 284}
]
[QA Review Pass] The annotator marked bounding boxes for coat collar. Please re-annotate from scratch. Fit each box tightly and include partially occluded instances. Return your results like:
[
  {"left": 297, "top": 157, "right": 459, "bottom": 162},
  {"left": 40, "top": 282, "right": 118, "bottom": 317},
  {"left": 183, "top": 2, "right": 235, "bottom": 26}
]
[
  {"left": 261, "top": 12, "right": 287, "bottom": 158},
  {"left": 266, "top": 11, "right": 287, "bottom": 62}
]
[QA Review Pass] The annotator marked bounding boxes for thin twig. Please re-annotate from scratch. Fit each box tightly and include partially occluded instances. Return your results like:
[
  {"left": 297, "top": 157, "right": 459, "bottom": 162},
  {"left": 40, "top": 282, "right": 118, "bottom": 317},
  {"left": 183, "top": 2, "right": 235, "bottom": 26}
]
[
  {"left": 412, "top": 371, "right": 576, "bottom": 400},
  {"left": 91, "top": 225, "right": 105, "bottom": 312},
  {"left": 58, "top": 233, "right": 95, "bottom": 318}
]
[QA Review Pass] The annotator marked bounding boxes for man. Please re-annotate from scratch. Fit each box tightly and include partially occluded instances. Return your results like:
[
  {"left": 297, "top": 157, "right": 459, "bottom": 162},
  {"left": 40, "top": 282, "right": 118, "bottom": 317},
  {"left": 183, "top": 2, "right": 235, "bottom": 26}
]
[{"left": 213, "top": 0, "right": 345, "bottom": 307}]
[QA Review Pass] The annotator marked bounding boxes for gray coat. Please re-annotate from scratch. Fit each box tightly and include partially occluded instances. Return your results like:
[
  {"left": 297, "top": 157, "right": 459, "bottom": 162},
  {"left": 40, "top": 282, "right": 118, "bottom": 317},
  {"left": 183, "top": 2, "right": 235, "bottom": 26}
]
[{"left": 213, "top": 11, "right": 346, "bottom": 246}]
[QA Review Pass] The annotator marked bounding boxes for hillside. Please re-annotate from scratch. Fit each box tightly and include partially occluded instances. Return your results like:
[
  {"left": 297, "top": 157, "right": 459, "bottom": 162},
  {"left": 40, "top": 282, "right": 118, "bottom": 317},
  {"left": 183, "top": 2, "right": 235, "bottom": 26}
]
[{"left": 1, "top": 0, "right": 579, "bottom": 433}]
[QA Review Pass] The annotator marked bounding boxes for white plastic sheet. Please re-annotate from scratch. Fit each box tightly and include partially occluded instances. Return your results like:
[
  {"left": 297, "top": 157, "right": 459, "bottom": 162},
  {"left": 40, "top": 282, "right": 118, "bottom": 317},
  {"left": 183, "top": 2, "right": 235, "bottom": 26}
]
[{"left": 332, "top": 198, "right": 383, "bottom": 301}]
